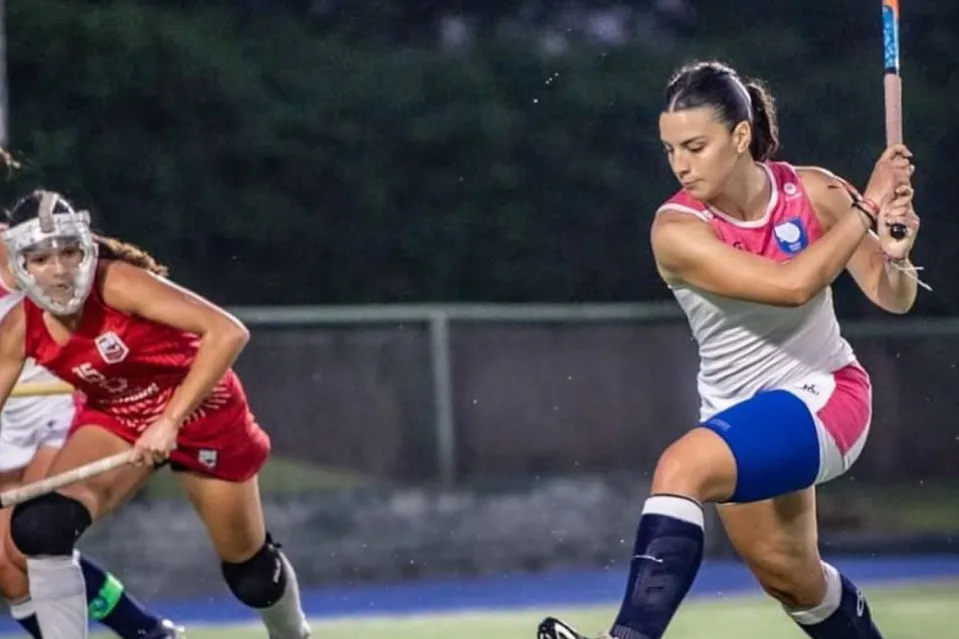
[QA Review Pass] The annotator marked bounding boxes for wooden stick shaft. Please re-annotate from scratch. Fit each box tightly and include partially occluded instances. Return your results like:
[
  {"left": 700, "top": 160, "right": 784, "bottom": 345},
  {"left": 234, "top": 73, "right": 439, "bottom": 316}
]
[
  {"left": 0, "top": 451, "right": 133, "bottom": 508},
  {"left": 884, "top": 73, "right": 903, "bottom": 145},
  {"left": 9, "top": 380, "right": 75, "bottom": 398}
]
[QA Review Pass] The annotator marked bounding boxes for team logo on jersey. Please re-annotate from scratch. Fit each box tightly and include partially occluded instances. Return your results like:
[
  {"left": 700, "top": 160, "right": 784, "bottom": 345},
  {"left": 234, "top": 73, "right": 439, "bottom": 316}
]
[
  {"left": 783, "top": 182, "right": 800, "bottom": 198},
  {"left": 773, "top": 218, "right": 808, "bottom": 255},
  {"left": 94, "top": 332, "right": 129, "bottom": 364},
  {"left": 198, "top": 449, "right": 218, "bottom": 469}
]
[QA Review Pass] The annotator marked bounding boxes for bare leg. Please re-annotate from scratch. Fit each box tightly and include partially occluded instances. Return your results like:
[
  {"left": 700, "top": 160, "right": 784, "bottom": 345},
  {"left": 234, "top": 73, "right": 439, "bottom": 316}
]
[
  {"left": 9, "top": 426, "right": 152, "bottom": 639},
  {"left": 0, "top": 464, "right": 34, "bottom": 634},
  {"left": 719, "top": 488, "right": 885, "bottom": 638},
  {"left": 178, "top": 471, "right": 310, "bottom": 638}
]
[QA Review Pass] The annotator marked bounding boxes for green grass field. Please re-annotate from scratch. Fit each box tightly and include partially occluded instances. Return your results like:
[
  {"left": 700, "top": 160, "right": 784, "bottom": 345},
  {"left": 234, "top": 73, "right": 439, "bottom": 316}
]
[{"left": 86, "top": 582, "right": 959, "bottom": 638}]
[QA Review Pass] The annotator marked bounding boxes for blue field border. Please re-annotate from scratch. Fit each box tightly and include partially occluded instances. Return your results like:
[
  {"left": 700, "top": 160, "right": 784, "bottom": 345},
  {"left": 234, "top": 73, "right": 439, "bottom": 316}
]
[{"left": 1, "top": 555, "right": 957, "bottom": 632}]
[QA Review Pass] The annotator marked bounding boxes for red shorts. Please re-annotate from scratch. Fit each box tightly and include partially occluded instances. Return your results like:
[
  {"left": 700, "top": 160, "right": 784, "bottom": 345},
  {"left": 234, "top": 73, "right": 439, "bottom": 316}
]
[{"left": 70, "top": 396, "right": 271, "bottom": 483}]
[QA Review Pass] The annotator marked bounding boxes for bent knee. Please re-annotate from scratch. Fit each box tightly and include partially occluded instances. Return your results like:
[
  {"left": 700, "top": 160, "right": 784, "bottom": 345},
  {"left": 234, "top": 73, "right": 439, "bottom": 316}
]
[
  {"left": 0, "top": 543, "right": 28, "bottom": 600},
  {"left": 9, "top": 492, "right": 93, "bottom": 557},
  {"left": 221, "top": 534, "right": 288, "bottom": 609},
  {"left": 754, "top": 562, "right": 827, "bottom": 609},
  {"left": 1, "top": 525, "right": 27, "bottom": 573},
  {"left": 651, "top": 428, "right": 737, "bottom": 502}
]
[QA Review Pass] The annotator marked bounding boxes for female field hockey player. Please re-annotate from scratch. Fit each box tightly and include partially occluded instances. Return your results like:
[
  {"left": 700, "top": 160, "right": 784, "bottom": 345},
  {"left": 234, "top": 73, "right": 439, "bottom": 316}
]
[
  {"left": 0, "top": 214, "right": 182, "bottom": 638},
  {"left": 0, "top": 190, "right": 312, "bottom": 638},
  {"left": 539, "top": 60, "right": 920, "bottom": 639}
]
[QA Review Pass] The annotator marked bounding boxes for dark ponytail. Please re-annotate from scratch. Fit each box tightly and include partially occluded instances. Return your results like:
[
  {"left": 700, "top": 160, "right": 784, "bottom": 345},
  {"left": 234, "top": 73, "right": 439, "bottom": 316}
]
[
  {"left": 744, "top": 80, "right": 780, "bottom": 161},
  {"left": 665, "top": 61, "right": 781, "bottom": 162}
]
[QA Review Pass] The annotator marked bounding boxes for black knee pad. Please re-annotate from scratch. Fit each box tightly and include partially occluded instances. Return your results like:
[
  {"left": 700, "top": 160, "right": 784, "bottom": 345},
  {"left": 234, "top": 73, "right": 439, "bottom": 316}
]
[
  {"left": 10, "top": 493, "right": 92, "bottom": 557},
  {"left": 221, "top": 534, "right": 288, "bottom": 609}
]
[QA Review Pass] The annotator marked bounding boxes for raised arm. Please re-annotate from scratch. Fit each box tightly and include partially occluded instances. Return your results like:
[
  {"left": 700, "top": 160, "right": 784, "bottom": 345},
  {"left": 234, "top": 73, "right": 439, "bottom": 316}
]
[
  {"left": 799, "top": 166, "right": 919, "bottom": 314},
  {"left": 99, "top": 260, "right": 249, "bottom": 426},
  {"left": 653, "top": 145, "right": 913, "bottom": 306},
  {"left": 0, "top": 305, "right": 28, "bottom": 411}
]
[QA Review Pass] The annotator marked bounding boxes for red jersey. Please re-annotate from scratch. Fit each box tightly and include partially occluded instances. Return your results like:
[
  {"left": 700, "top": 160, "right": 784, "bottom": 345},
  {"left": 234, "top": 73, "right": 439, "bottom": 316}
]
[{"left": 21, "top": 264, "right": 269, "bottom": 481}]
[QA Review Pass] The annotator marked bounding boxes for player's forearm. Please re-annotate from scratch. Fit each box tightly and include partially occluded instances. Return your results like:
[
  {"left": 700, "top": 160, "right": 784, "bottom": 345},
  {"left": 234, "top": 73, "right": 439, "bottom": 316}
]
[
  {"left": 788, "top": 206, "right": 872, "bottom": 302},
  {"left": 874, "top": 257, "right": 918, "bottom": 314},
  {"left": 162, "top": 327, "right": 250, "bottom": 425}
]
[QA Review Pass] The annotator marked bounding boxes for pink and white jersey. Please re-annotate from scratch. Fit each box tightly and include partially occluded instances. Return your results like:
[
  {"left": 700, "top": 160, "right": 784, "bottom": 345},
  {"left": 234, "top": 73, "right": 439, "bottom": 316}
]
[{"left": 657, "top": 162, "right": 857, "bottom": 421}]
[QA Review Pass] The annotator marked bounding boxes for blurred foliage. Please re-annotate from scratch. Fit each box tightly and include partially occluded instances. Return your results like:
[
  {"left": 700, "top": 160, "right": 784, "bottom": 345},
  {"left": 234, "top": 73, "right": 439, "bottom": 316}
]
[{"left": 3, "top": 0, "right": 957, "bottom": 313}]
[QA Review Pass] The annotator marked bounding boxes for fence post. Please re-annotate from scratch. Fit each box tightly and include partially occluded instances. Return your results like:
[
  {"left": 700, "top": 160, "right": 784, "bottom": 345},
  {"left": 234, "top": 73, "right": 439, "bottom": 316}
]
[{"left": 429, "top": 311, "right": 456, "bottom": 485}]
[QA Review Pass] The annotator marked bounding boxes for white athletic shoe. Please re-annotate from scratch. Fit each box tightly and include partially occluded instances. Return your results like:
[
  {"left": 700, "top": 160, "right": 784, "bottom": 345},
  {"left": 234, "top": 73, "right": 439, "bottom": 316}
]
[
  {"left": 152, "top": 619, "right": 186, "bottom": 638},
  {"left": 537, "top": 617, "right": 617, "bottom": 639}
]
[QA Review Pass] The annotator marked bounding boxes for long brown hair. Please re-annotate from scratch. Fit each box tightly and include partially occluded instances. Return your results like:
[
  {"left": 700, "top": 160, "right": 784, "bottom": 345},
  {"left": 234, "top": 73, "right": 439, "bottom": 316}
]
[{"left": 95, "top": 235, "right": 169, "bottom": 277}]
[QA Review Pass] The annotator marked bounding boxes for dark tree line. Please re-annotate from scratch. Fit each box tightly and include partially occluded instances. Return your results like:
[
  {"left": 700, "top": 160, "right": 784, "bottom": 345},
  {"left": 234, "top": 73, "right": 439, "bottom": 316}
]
[{"left": 3, "top": 0, "right": 956, "bottom": 315}]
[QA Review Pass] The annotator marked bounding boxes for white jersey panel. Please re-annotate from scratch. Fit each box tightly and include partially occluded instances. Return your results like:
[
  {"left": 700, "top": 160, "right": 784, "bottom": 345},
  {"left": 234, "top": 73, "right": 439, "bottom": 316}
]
[{"left": 673, "top": 284, "right": 856, "bottom": 421}]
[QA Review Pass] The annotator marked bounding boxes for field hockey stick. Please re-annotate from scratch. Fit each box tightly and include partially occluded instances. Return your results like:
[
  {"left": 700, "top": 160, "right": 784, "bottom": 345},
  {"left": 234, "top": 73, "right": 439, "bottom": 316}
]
[
  {"left": 0, "top": 450, "right": 134, "bottom": 508},
  {"left": 881, "top": 0, "right": 908, "bottom": 240},
  {"left": 9, "top": 379, "right": 75, "bottom": 398}
]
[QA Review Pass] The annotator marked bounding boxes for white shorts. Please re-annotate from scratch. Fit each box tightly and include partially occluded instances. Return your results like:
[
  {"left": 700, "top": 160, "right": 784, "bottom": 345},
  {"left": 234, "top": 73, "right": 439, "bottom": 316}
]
[
  {"left": 784, "top": 363, "right": 873, "bottom": 485},
  {"left": 0, "top": 394, "right": 76, "bottom": 472}
]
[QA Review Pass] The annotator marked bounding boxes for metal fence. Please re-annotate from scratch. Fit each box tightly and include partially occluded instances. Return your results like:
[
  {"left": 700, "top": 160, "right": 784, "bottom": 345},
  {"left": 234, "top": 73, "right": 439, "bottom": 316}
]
[
  {"left": 227, "top": 303, "right": 959, "bottom": 486},
  {"left": 62, "top": 303, "right": 959, "bottom": 600}
]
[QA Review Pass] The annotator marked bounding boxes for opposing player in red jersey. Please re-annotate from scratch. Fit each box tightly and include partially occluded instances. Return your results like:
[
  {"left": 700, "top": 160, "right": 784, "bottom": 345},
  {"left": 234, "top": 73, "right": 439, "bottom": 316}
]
[
  {"left": 0, "top": 240, "right": 182, "bottom": 637},
  {"left": 0, "top": 190, "right": 311, "bottom": 638}
]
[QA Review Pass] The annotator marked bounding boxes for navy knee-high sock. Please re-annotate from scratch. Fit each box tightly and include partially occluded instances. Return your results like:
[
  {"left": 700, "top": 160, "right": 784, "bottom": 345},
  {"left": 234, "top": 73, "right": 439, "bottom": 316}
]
[
  {"left": 787, "top": 562, "right": 885, "bottom": 639},
  {"left": 610, "top": 494, "right": 705, "bottom": 639},
  {"left": 10, "top": 597, "right": 42, "bottom": 638},
  {"left": 79, "top": 554, "right": 165, "bottom": 638},
  {"left": 15, "top": 616, "right": 43, "bottom": 638}
]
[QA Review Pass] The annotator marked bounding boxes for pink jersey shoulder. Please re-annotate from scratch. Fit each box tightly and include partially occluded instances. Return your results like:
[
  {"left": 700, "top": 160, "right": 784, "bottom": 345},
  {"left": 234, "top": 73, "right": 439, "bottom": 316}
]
[
  {"left": 656, "top": 187, "right": 710, "bottom": 220},
  {"left": 655, "top": 162, "right": 825, "bottom": 262}
]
